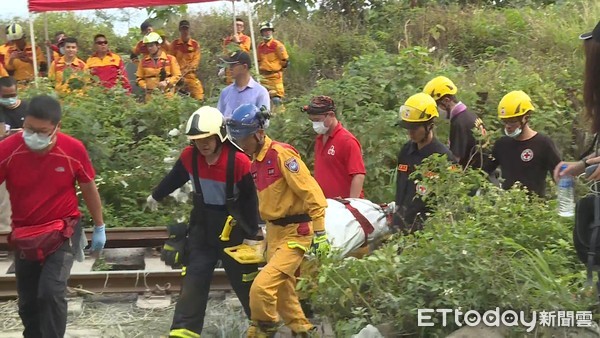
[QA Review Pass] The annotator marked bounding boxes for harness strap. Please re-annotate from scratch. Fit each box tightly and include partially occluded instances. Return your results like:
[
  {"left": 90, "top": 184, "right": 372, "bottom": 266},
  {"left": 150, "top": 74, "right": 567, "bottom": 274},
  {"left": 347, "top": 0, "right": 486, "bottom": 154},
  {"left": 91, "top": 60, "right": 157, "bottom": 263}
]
[
  {"left": 191, "top": 147, "right": 203, "bottom": 198},
  {"left": 335, "top": 198, "right": 374, "bottom": 245}
]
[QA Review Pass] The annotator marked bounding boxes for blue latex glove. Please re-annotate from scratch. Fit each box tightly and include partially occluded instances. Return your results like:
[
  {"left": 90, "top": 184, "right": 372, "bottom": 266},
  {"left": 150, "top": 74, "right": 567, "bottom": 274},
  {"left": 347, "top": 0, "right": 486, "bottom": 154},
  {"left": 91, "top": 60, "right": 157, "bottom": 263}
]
[{"left": 91, "top": 225, "right": 106, "bottom": 252}]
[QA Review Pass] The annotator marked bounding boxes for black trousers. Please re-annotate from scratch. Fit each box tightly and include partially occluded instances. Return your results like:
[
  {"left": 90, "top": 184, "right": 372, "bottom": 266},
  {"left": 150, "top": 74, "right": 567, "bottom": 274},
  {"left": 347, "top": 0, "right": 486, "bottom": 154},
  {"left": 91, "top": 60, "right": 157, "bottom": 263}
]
[
  {"left": 170, "top": 206, "right": 259, "bottom": 335},
  {"left": 15, "top": 240, "right": 74, "bottom": 338}
]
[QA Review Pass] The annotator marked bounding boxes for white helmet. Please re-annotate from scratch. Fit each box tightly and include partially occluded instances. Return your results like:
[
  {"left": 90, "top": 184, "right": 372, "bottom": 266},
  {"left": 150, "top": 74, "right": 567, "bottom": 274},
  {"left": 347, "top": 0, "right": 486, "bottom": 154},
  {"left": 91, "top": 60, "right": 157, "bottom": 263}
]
[
  {"left": 142, "top": 32, "right": 163, "bottom": 45},
  {"left": 6, "top": 23, "right": 24, "bottom": 41},
  {"left": 185, "top": 106, "right": 227, "bottom": 142}
]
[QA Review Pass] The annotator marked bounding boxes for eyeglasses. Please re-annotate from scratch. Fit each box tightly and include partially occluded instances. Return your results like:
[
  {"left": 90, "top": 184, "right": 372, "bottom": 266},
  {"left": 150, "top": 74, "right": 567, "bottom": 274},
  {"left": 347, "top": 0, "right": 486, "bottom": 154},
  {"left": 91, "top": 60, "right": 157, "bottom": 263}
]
[{"left": 95, "top": 41, "right": 108, "bottom": 45}]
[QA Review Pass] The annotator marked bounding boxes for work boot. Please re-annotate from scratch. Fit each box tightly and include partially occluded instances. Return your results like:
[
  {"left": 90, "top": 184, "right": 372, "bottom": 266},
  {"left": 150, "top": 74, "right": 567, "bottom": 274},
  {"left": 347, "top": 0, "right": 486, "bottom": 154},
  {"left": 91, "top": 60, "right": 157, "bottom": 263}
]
[
  {"left": 247, "top": 321, "right": 279, "bottom": 338},
  {"left": 292, "top": 326, "right": 319, "bottom": 338}
]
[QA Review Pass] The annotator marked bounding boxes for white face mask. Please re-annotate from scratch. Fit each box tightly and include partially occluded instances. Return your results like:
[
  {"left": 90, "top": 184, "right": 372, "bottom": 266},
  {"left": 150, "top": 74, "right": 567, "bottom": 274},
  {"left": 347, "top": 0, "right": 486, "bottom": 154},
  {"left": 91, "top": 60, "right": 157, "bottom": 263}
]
[
  {"left": 312, "top": 121, "right": 329, "bottom": 134},
  {"left": 59, "top": 47, "right": 65, "bottom": 55},
  {"left": 23, "top": 127, "right": 57, "bottom": 151},
  {"left": 504, "top": 127, "right": 522, "bottom": 138}
]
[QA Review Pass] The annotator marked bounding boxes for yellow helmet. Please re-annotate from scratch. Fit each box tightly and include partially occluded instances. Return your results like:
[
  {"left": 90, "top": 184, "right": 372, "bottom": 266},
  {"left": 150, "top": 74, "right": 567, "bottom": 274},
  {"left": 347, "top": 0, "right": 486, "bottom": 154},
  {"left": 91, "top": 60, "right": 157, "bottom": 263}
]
[
  {"left": 6, "top": 23, "right": 24, "bottom": 41},
  {"left": 497, "top": 91, "right": 535, "bottom": 119},
  {"left": 423, "top": 76, "right": 458, "bottom": 101},
  {"left": 142, "top": 32, "right": 163, "bottom": 44},
  {"left": 185, "top": 106, "right": 227, "bottom": 142},
  {"left": 398, "top": 93, "right": 439, "bottom": 128}
]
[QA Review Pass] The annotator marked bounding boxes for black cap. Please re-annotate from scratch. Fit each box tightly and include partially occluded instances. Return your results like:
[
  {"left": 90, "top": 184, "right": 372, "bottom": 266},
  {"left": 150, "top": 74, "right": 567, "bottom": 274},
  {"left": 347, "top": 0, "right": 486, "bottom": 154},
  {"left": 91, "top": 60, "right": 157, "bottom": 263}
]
[
  {"left": 140, "top": 20, "right": 152, "bottom": 33},
  {"left": 221, "top": 51, "right": 252, "bottom": 68},
  {"left": 179, "top": 20, "right": 190, "bottom": 29},
  {"left": 580, "top": 21, "right": 600, "bottom": 42}
]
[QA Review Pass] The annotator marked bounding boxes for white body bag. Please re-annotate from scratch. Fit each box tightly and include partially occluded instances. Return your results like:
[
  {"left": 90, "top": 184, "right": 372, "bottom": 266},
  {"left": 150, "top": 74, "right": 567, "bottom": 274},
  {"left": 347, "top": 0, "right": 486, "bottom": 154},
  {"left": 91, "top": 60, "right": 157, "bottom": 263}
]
[{"left": 324, "top": 198, "right": 390, "bottom": 257}]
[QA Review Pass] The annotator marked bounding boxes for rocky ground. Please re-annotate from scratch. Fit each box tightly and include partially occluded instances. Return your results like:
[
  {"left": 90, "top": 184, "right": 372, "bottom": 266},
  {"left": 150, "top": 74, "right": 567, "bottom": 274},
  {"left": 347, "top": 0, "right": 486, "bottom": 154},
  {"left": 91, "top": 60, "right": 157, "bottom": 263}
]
[{"left": 0, "top": 291, "right": 334, "bottom": 338}]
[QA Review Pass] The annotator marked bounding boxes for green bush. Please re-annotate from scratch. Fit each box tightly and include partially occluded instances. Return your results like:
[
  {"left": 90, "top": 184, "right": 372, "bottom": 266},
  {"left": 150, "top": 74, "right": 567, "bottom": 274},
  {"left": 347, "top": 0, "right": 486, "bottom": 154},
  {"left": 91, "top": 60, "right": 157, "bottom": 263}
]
[{"left": 301, "top": 155, "right": 592, "bottom": 336}]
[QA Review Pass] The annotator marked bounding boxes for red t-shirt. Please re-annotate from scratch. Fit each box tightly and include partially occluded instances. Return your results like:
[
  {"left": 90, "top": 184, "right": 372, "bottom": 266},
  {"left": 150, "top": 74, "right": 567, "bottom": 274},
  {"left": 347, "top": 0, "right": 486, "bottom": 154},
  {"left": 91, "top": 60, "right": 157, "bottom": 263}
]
[
  {"left": 314, "top": 123, "right": 366, "bottom": 199},
  {"left": 177, "top": 144, "right": 251, "bottom": 205},
  {"left": 0, "top": 132, "right": 96, "bottom": 228}
]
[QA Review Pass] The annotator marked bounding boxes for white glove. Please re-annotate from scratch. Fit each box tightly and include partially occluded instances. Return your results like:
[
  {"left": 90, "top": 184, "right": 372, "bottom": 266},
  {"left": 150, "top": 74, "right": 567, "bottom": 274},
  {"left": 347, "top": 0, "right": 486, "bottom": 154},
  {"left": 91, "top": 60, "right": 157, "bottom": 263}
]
[
  {"left": 385, "top": 202, "right": 396, "bottom": 214},
  {"left": 146, "top": 195, "right": 159, "bottom": 211},
  {"left": 217, "top": 67, "right": 225, "bottom": 78}
]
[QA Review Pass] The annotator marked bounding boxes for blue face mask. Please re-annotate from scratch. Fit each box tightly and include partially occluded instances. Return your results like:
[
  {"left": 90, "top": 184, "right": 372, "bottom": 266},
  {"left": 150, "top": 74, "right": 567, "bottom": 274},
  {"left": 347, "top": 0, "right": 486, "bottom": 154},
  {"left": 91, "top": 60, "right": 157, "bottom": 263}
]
[
  {"left": 0, "top": 97, "right": 17, "bottom": 107},
  {"left": 22, "top": 127, "right": 57, "bottom": 151}
]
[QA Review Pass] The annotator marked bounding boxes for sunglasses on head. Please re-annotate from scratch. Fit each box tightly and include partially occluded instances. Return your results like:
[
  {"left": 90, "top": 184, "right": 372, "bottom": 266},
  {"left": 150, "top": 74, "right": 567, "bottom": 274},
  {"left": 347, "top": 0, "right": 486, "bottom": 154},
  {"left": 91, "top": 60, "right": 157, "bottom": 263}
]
[{"left": 95, "top": 41, "right": 108, "bottom": 45}]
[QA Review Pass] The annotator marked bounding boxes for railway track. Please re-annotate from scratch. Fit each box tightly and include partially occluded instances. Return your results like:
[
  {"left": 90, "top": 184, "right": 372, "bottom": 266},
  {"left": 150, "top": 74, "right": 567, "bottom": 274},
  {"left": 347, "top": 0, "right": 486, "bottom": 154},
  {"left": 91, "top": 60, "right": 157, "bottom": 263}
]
[
  {"left": 0, "top": 227, "right": 169, "bottom": 251},
  {"left": 0, "top": 226, "right": 230, "bottom": 299}
]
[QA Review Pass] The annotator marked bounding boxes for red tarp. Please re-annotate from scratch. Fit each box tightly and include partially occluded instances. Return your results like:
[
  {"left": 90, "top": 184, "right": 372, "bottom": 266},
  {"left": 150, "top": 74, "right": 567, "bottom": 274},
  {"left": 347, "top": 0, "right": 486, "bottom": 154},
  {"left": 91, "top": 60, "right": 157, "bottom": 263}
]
[{"left": 29, "top": 0, "right": 220, "bottom": 12}]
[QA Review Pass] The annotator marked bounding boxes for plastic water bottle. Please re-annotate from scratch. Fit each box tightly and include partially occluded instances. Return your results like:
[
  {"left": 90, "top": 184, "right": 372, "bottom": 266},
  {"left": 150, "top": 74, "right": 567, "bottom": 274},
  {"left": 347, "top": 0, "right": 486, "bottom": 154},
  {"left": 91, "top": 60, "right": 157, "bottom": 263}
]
[{"left": 557, "top": 164, "right": 575, "bottom": 217}]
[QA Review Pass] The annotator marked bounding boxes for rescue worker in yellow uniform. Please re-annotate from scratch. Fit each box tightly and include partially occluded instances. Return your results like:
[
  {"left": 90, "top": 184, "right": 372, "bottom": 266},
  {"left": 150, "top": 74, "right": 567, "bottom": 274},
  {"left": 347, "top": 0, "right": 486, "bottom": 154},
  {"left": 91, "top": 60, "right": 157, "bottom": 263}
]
[
  {"left": 48, "top": 37, "right": 87, "bottom": 94},
  {"left": 0, "top": 26, "right": 14, "bottom": 73},
  {"left": 136, "top": 32, "right": 181, "bottom": 101},
  {"left": 131, "top": 20, "right": 171, "bottom": 62},
  {"left": 169, "top": 20, "right": 204, "bottom": 100},
  {"left": 2, "top": 24, "right": 46, "bottom": 83},
  {"left": 257, "top": 22, "right": 289, "bottom": 108},
  {"left": 226, "top": 104, "right": 330, "bottom": 338},
  {"left": 221, "top": 18, "right": 252, "bottom": 85}
]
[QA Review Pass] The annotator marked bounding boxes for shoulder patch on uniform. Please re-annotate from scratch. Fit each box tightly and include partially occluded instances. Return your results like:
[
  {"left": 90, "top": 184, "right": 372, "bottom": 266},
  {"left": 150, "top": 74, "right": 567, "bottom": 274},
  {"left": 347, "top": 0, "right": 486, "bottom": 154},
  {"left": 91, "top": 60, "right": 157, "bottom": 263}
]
[
  {"left": 398, "top": 164, "right": 408, "bottom": 172},
  {"left": 284, "top": 157, "right": 299, "bottom": 173}
]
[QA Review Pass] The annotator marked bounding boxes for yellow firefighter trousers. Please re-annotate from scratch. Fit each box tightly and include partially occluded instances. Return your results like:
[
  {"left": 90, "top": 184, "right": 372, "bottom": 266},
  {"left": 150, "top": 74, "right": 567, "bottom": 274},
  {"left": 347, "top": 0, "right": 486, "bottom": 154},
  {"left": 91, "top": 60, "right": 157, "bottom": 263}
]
[
  {"left": 248, "top": 222, "right": 313, "bottom": 334},
  {"left": 260, "top": 72, "right": 285, "bottom": 99},
  {"left": 183, "top": 73, "right": 204, "bottom": 100}
]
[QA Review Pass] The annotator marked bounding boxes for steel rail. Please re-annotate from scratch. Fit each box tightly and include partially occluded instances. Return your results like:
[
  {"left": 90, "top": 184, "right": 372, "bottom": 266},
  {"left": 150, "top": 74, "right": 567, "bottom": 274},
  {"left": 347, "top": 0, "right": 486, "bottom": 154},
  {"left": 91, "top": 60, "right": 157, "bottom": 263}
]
[
  {"left": 0, "top": 268, "right": 230, "bottom": 299},
  {"left": 0, "top": 227, "right": 169, "bottom": 251}
]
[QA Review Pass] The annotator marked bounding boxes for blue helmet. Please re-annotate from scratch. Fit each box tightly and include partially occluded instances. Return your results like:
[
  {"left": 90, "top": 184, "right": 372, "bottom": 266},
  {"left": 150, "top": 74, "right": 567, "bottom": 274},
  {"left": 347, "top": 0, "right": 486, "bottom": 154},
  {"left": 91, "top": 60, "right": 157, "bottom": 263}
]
[{"left": 226, "top": 104, "right": 270, "bottom": 142}]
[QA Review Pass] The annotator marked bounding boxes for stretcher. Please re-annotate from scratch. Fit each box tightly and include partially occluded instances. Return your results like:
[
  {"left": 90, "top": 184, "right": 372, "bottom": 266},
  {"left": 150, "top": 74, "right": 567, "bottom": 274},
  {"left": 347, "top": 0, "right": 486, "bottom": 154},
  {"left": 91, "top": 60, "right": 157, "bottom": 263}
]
[
  {"left": 223, "top": 198, "right": 393, "bottom": 263},
  {"left": 325, "top": 198, "right": 392, "bottom": 257}
]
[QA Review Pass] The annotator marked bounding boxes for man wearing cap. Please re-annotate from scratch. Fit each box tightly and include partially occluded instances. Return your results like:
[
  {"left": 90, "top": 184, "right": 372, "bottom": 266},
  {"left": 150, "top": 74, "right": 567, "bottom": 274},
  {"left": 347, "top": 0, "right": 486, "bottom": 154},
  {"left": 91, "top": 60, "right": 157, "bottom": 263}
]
[
  {"left": 169, "top": 20, "right": 204, "bottom": 100},
  {"left": 217, "top": 51, "right": 270, "bottom": 119},
  {"left": 257, "top": 21, "right": 288, "bottom": 107},
  {"left": 131, "top": 20, "right": 170, "bottom": 61},
  {"left": 395, "top": 93, "right": 454, "bottom": 234},
  {"left": 304, "top": 96, "right": 366, "bottom": 199},
  {"left": 221, "top": 18, "right": 252, "bottom": 85}
]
